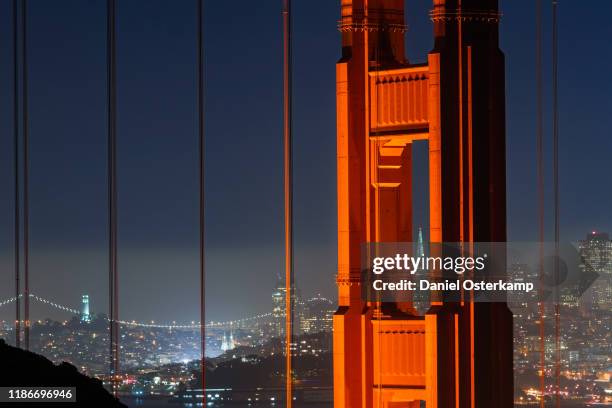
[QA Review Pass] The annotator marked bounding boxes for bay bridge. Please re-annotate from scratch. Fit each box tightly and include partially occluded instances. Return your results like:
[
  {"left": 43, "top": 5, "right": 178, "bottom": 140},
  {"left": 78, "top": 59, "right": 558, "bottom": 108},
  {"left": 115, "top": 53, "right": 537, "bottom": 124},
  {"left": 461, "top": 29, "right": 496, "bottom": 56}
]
[{"left": 0, "top": 293, "right": 274, "bottom": 330}]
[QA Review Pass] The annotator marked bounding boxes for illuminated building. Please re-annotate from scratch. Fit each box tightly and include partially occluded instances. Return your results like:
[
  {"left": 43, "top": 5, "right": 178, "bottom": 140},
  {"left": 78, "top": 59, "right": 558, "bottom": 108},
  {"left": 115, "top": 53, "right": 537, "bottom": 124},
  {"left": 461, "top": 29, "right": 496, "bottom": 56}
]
[
  {"left": 271, "top": 274, "right": 299, "bottom": 338},
  {"left": 300, "top": 296, "right": 335, "bottom": 334},
  {"left": 579, "top": 232, "right": 612, "bottom": 310},
  {"left": 220, "top": 331, "right": 235, "bottom": 352},
  {"left": 81, "top": 295, "right": 91, "bottom": 323},
  {"left": 413, "top": 227, "right": 430, "bottom": 314}
]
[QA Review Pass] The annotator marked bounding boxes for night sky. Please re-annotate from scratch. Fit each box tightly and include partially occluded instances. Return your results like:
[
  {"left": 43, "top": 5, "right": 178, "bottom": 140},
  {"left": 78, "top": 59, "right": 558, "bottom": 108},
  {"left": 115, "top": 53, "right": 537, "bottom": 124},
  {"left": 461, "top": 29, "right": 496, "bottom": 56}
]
[{"left": 0, "top": 1, "right": 610, "bottom": 323}]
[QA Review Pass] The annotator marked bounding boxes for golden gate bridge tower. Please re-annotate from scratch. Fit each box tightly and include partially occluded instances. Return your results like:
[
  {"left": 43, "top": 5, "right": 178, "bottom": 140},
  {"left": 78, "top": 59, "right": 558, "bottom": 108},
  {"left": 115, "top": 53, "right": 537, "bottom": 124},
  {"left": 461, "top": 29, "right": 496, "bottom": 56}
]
[{"left": 333, "top": 0, "right": 513, "bottom": 407}]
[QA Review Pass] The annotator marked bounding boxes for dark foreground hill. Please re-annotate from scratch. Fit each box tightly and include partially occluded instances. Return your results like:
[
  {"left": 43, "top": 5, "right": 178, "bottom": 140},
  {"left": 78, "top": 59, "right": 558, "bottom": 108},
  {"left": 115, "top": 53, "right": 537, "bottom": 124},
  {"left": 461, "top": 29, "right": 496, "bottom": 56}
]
[{"left": 0, "top": 339, "right": 126, "bottom": 407}]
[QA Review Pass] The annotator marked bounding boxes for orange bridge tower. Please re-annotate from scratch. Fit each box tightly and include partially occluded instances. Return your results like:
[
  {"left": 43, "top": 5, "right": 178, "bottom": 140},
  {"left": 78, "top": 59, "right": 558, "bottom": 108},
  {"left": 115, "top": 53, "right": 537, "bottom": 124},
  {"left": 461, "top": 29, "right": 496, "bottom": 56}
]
[{"left": 334, "top": 1, "right": 513, "bottom": 407}]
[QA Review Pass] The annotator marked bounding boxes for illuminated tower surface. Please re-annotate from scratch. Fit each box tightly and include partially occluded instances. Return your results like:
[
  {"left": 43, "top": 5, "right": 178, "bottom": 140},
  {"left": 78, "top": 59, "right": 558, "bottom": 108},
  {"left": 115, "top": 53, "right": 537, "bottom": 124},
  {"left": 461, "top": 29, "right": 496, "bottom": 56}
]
[
  {"left": 81, "top": 295, "right": 91, "bottom": 323},
  {"left": 334, "top": 1, "right": 513, "bottom": 407}
]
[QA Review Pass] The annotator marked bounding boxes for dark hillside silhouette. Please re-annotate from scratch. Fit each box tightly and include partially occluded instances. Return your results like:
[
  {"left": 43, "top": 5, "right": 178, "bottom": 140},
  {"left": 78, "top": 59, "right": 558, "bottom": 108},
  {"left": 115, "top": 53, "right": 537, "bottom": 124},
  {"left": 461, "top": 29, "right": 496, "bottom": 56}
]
[{"left": 0, "top": 339, "right": 126, "bottom": 407}]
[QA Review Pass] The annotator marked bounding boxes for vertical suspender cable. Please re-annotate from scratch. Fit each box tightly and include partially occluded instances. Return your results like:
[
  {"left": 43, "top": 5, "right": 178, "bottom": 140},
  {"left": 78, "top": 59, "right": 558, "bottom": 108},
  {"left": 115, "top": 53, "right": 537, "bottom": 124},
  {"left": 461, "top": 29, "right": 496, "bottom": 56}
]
[
  {"left": 197, "top": 0, "right": 206, "bottom": 401},
  {"left": 458, "top": 0, "right": 464, "bottom": 244},
  {"left": 536, "top": 1, "right": 546, "bottom": 406},
  {"left": 22, "top": 0, "right": 30, "bottom": 352},
  {"left": 13, "top": 0, "right": 21, "bottom": 349},
  {"left": 282, "top": 0, "right": 293, "bottom": 406},
  {"left": 552, "top": 1, "right": 560, "bottom": 407},
  {"left": 107, "top": 0, "right": 119, "bottom": 396},
  {"left": 373, "top": 8, "right": 383, "bottom": 407},
  {"left": 107, "top": 0, "right": 112, "bottom": 386},
  {"left": 456, "top": 2, "right": 468, "bottom": 405}
]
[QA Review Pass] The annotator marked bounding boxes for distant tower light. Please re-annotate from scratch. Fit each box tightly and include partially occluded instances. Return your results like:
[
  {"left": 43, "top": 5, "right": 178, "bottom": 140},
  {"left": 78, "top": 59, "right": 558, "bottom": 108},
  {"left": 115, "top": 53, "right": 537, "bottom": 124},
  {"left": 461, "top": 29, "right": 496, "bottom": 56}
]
[{"left": 81, "top": 295, "right": 91, "bottom": 323}]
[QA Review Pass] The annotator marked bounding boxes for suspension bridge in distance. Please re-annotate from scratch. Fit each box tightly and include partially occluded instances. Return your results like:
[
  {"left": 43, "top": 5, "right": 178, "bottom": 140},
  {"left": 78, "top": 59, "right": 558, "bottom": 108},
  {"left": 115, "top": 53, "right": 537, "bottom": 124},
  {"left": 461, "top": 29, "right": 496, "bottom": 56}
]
[{"left": 0, "top": 294, "right": 275, "bottom": 330}]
